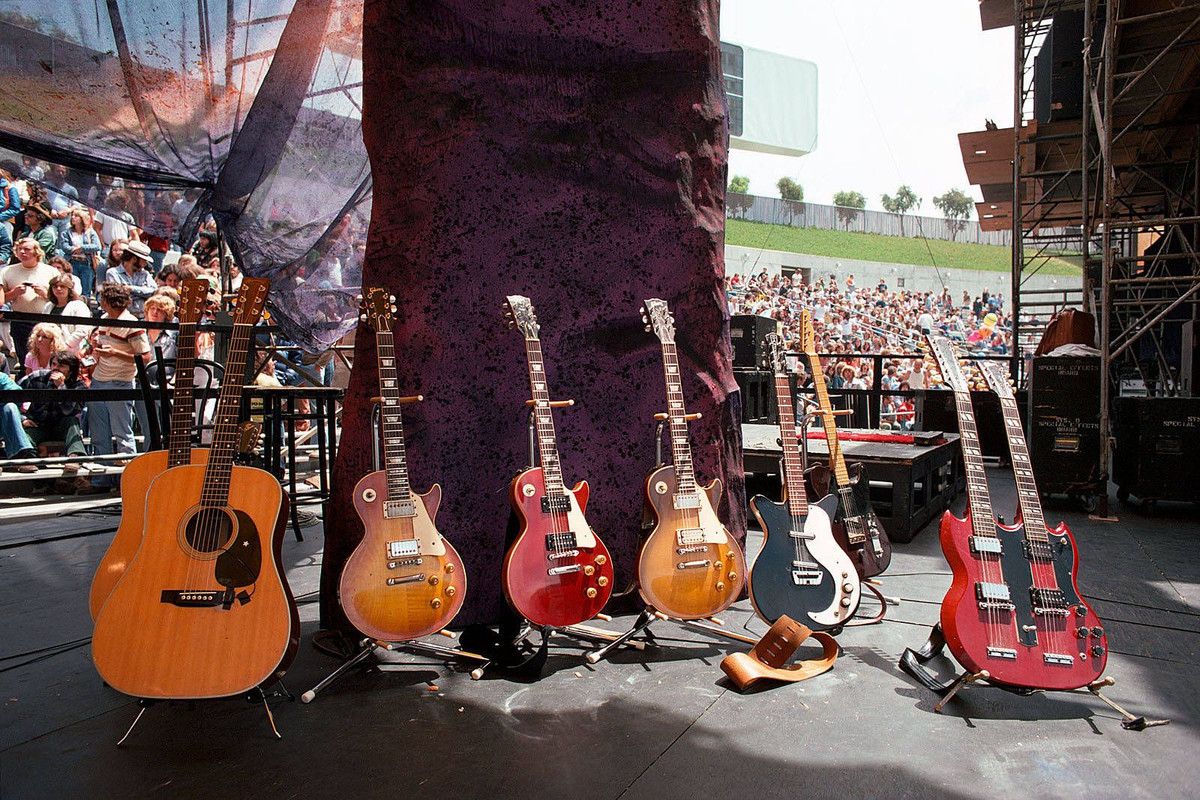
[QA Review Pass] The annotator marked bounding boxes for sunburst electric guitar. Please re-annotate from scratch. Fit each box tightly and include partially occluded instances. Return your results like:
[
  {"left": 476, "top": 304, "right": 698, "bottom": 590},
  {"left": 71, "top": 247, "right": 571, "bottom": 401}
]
[
  {"left": 338, "top": 288, "right": 467, "bottom": 641},
  {"left": 92, "top": 279, "right": 298, "bottom": 699},
  {"left": 636, "top": 298, "right": 746, "bottom": 620},
  {"left": 798, "top": 311, "right": 892, "bottom": 578},
  {"left": 89, "top": 278, "right": 212, "bottom": 620},
  {"left": 748, "top": 332, "right": 860, "bottom": 629},
  {"left": 925, "top": 335, "right": 1106, "bottom": 690},
  {"left": 500, "top": 295, "right": 614, "bottom": 628}
]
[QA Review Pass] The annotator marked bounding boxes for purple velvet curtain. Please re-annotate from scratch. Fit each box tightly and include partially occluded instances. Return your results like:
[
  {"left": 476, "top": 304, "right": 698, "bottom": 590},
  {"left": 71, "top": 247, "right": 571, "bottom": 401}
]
[{"left": 321, "top": 0, "right": 742, "bottom": 628}]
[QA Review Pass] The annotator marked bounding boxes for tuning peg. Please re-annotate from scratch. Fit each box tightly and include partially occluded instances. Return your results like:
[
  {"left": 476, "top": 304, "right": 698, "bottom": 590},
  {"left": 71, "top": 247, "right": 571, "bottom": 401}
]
[
  {"left": 355, "top": 293, "right": 363, "bottom": 303},
  {"left": 390, "top": 305, "right": 397, "bottom": 313},
  {"left": 359, "top": 313, "right": 367, "bottom": 322},
  {"left": 390, "top": 294, "right": 396, "bottom": 302},
  {"left": 644, "top": 324, "right": 652, "bottom": 332}
]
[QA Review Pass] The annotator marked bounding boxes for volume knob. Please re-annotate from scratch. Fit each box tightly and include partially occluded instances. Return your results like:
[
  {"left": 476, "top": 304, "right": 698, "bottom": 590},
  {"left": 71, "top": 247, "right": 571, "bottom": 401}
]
[
  {"left": 1091, "top": 627, "right": 1104, "bottom": 638},
  {"left": 595, "top": 555, "right": 607, "bottom": 566},
  {"left": 715, "top": 582, "right": 726, "bottom": 592},
  {"left": 1076, "top": 627, "right": 1090, "bottom": 638},
  {"left": 430, "top": 598, "right": 442, "bottom": 609},
  {"left": 597, "top": 576, "right": 609, "bottom": 587},
  {"left": 840, "top": 597, "right": 851, "bottom": 607},
  {"left": 1091, "top": 645, "right": 1106, "bottom": 658},
  {"left": 842, "top": 582, "right": 854, "bottom": 593},
  {"left": 429, "top": 576, "right": 440, "bottom": 586},
  {"left": 586, "top": 588, "right": 598, "bottom": 599},
  {"left": 728, "top": 572, "right": 737, "bottom": 581},
  {"left": 445, "top": 563, "right": 455, "bottom": 573},
  {"left": 584, "top": 565, "right": 595, "bottom": 576}
]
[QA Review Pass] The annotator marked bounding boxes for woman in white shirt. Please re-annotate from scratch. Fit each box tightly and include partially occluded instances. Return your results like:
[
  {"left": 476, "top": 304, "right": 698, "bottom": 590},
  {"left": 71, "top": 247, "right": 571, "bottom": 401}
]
[{"left": 43, "top": 274, "right": 93, "bottom": 354}]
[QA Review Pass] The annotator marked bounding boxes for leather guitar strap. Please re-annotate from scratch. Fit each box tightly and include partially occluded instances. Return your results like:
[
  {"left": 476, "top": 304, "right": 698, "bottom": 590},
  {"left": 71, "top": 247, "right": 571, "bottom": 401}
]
[
  {"left": 720, "top": 615, "right": 839, "bottom": 691},
  {"left": 845, "top": 581, "right": 888, "bottom": 627}
]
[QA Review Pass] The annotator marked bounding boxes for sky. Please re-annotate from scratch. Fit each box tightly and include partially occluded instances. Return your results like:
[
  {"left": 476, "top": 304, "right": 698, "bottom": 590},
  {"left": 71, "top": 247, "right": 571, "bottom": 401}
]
[{"left": 722, "top": 0, "right": 1014, "bottom": 215}]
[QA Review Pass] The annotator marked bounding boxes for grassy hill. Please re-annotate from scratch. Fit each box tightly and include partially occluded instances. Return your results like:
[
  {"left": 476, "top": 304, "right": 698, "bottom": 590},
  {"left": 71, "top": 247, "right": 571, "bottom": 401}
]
[{"left": 725, "top": 219, "right": 1082, "bottom": 277}]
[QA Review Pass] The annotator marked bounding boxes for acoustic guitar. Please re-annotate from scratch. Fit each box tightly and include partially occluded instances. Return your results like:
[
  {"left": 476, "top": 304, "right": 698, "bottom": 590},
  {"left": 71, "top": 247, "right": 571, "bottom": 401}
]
[
  {"left": 797, "top": 311, "right": 892, "bottom": 578},
  {"left": 925, "top": 336, "right": 1106, "bottom": 690},
  {"left": 89, "top": 278, "right": 212, "bottom": 620},
  {"left": 92, "top": 279, "right": 298, "bottom": 699},
  {"left": 637, "top": 298, "right": 746, "bottom": 620},
  {"left": 748, "top": 332, "right": 859, "bottom": 629},
  {"left": 338, "top": 288, "right": 466, "bottom": 641},
  {"left": 500, "top": 295, "right": 614, "bottom": 628}
]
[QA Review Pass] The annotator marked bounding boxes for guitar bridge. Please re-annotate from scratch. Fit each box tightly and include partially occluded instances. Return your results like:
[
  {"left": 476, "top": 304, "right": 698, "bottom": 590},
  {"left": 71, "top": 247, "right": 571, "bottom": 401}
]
[
  {"left": 160, "top": 589, "right": 240, "bottom": 609},
  {"left": 1043, "top": 653, "right": 1074, "bottom": 665},
  {"left": 842, "top": 515, "right": 868, "bottom": 544},
  {"left": 986, "top": 647, "right": 1018, "bottom": 660},
  {"left": 387, "top": 574, "right": 426, "bottom": 586},
  {"left": 388, "top": 557, "right": 423, "bottom": 569},
  {"left": 677, "top": 560, "right": 711, "bottom": 570},
  {"left": 547, "top": 564, "right": 582, "bottom": 576},
  {"left": 547, "top": 549, "right": 580, "bottom": 560},
  {"left": 791, "top": 567, "right": 823, "bottom": 586}
]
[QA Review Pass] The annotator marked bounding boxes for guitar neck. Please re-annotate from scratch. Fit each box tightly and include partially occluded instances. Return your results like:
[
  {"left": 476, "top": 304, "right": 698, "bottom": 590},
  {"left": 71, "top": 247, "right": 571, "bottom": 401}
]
[
  {"left": 524, "top": 338, "right": 566, "bottom": 496},
  {"left": 772, "top": 371, "right": 808, "bottom": 517},
  {"left": 805, "top": 351, "right": 851, "bottom": 486},
  {"left": 167, "top": 321, "right": 198, "bottom": 468},
  {"left": 660, "top": 340, "right": 697, "bottom": 494},
  {"left": 377, "top": 330, "right": 413, "bottom": 502},
  {"left": 198, "top": 321, "right": 255, "bottom": 508},
  {"left": 949, "top": 388, "right": 997, "bottom": 537},
  {"left": 994, "top": 394, "right": 1047, "bottom": 539}
]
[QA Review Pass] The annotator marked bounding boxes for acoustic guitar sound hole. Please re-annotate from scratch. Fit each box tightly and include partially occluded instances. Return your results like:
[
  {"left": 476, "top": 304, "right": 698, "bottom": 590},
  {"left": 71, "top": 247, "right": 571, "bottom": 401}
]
[{"left": 179, "top": 507, "right": 236, "bottom": 559}]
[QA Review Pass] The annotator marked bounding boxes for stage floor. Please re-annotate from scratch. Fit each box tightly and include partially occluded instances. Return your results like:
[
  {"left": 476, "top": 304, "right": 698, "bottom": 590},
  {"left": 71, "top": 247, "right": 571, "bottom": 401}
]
[{"left": 1, "top": 472, "right": 1197, "bottom": 799}]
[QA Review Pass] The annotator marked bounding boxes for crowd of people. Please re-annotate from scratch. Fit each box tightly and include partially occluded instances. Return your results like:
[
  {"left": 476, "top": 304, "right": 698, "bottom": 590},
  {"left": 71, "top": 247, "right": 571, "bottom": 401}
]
[
  {"left": 728, "top": 270, "right": 1013, "bottom": 429},
  {"left": 0, "top": 158, "right": 328, "bottom": 494}
]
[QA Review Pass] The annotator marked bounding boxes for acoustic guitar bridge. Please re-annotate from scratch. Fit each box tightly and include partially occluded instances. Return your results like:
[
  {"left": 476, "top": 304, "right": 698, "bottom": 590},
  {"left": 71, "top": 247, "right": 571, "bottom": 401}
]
[{"left": 161, "top": 589, "right": 243, "bottom": 609}]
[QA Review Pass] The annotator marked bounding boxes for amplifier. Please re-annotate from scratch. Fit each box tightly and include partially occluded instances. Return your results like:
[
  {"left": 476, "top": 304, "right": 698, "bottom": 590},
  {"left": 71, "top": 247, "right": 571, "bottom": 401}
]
[
  {"left": 1030, "top": 356, "right": 1101, "bottom": 493},
  {"left": 734, "top": 369, "right": 774, "bottom": 424},
  {"left": 917, "top": 389, "right": 1011, "bottom": 459},
  {"left": 729, "top": 315, "right": 777, "bottom": 369},
  {"left": 1114, "top": 397, "right": 1200, "bottom": 503}
]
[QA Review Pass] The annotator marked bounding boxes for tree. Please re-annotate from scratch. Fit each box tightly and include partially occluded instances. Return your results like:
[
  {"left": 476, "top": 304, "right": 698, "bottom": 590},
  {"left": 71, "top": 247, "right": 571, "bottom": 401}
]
[
  {"left": 881, "top": 184, "right": 921, "bottom": 236},
  {"left": 727, "top": 174, "right": 752, "bottom": 219},
  {"left": 776, "top": 177, "right": 804, "bottom": 225},
  {"left": 932, "top": 188, "right": 974, "bottom": 241},
  {"left": 833, "top": 190, "right": 866, "bottom": 231}
]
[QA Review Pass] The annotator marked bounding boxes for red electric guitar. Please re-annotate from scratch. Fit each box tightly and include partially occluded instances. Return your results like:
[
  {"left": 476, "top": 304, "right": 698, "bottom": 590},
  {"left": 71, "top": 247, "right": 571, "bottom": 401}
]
[
  {"left": 500, "top": 295, "right": 614, "bottom": 628},
  {"left": 925, "top": 335, "right": 1106, "bottom": 690}
]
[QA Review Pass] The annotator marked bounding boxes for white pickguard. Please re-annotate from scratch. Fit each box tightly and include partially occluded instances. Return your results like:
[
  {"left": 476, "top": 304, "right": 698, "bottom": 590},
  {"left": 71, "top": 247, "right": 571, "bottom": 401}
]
[
  {"left": 377, "top": 496, "right": 446, "bottom": 557},
  {"left": 561, "top": 490, "right": 598, "bottom": 549},
  {"left": 675, "top": 489, "right": 732, "bottom": 546},
  {"left": 802, "top": 503, "right": 862, "bottom": 626}
]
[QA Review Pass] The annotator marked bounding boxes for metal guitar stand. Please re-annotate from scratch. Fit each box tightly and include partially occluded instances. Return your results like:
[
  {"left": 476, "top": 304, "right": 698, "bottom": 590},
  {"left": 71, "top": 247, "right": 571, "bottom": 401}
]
[
  {"left": 585, "top": 413, "right": 757, "bottom": 665},
  {"left": 115, "top": 681, "right": 293, "bottom": 745},
  {"left": 301, "top": 394, "right": 489, "bottom": 702},
  {"left": 899, "top": 623, "right": 1169, "bottom": 730}
]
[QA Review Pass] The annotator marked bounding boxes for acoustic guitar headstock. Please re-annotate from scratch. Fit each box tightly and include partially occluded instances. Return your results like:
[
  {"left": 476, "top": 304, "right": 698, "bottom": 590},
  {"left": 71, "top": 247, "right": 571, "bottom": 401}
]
[
  {"left": 230, "top": 278, "right": 270, "bottom": 326},
  {"left": 359, "top": 287, "right": 396, "bottom": 333},
  {"left": 504, "top": 295, "right": 540, "bottom": 340},
  {"left": 178, "top": 279, "right": 210, "bottom": 326},
  {"left": 641, "top": 298, "right": 675, "bottom": 344}
]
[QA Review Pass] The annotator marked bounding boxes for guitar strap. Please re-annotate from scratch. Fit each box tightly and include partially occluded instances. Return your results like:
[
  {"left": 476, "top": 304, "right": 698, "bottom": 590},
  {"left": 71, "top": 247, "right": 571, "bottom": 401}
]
[{"left": 720, "top": 615, "right": 839, "bottom": 690}]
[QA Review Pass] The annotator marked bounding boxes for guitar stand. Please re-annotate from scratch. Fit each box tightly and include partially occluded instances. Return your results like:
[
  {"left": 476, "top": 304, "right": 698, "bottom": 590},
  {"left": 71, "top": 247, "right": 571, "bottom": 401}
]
[
  {"left": 301, "top": 633, "right": 492, "bottom": 703},
  {"left": 586, "top": 413, "right": 756, "bottom": 665},
  {"left": 115, "top": 679, "right": 293, "bottom": 746},
  {"left": 899, "top": 623, "right": 1169, "bottom": 729}
]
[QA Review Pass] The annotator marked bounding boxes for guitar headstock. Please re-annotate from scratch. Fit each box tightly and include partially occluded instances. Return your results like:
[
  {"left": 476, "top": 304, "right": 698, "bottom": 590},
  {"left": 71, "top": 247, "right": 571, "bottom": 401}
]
[
  {"left": 359, "top": 287, "right": 396, "bottom": 333},
  {"left": 798, "top": 310, "right": 816, "bottom": 354},
  {"left": 178, "top": 278, "right": 210, "bottom": 326},
  {"left": 763, "top": 332, "right": 787, "bottom": 373},
  {"left": 641, "top": 299, "right": 675, "bottom": 344},
  {"left": 504, "top": 295, "right": 540, "bottom": 340},
  {"left": 977, "top": 359, "right": 1015, "bottom": 400},
  {"left": 924, "top": 334, "right": 971, "bottom": 394},
  {"left": 231, "top": 278, "right": 270, "bottom": 325}
]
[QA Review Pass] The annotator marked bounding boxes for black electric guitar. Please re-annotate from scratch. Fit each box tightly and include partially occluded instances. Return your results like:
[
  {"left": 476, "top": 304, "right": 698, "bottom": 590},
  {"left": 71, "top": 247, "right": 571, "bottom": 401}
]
[
  {"left": 748, "top": 333, "right": 860, "bottom": 629},
  {"left": 798, "top": 311, "right": 892, "bottom": 578}
]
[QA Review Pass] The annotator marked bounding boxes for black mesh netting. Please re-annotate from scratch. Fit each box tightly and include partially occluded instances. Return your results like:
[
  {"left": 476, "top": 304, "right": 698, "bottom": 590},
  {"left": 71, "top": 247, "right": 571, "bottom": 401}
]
[{"left": 0, "top": 0, "right": 370, "bottom": 351}]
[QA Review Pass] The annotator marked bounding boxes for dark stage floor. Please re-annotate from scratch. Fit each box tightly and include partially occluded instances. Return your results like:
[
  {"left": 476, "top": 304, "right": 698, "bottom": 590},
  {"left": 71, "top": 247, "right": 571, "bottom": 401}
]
[{"left": 1, "top": 472, "right": 1197, "bottom": 799}]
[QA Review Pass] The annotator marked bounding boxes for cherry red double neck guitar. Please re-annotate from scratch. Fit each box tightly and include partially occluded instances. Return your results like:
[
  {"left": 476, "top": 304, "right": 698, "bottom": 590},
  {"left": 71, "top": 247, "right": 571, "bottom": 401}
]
[
  {"left": 926, "top": 335, "right": 1106, "bottom": 690},
  {"left": 500, "top": 295, "right": 613, "bottom": 628},
  {"left": 338, "top": 288, "right": 466, "bottom": 641}
]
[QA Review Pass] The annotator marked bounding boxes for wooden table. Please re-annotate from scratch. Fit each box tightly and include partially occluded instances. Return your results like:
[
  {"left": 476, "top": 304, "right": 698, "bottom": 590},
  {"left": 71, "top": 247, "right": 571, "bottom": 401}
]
[{"left": 741, "top": 424, "right": 964, "bottom": 543}]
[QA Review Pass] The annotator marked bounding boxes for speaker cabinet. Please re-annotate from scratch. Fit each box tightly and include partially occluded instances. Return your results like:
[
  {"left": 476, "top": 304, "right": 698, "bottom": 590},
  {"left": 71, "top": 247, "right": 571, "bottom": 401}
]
[
  {"left": 1114, "top": 397, "right": 1200, "bottom": 503},
  {"left": 1030, "top": 356, "right": 1101, "bottom": 493},
  {"left": 1034, "top": 10, "right": 1084, "bottom": 124},
  {"left": 729, "top": 315, "right": 778, "bottom": 369}
]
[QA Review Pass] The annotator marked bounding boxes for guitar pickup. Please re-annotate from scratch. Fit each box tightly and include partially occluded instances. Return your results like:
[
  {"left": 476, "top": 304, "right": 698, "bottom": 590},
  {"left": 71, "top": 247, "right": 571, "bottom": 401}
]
[
  {"left": 545, "top": 532, "right": 577, "bottom": 551},
  {"left": 387, "top": 540, "right": 420, "bottom": 559},
  {"left": 676, "top": 528, "right": 705, "bottom": 546},
  {"left": 384, "top": 500, "right": 417, "bottom": 519},
  {"left": 388, "top": 557, "right": 422, "bottom": 569},
  {"left": 970, "top": 536, "right": 1003, "bottom": 556},
  {"left": 1043, "top": 653, "right": 1074, "bottom": 665},
  {"left": 677, "top": 560, "right": 711, "bottom": 570},
  {"left": 986, "top": 647, "right": 1018, "bottom": 660},
  {"left": 541, "top": 493, "right": 571, "bottom": 514},
  {"left": 975, "top": 581, "right": 1014, "bottom": 610},
  {"left": 1030, "top": 587, "right": 1069, "bottom": 616},
  {"left": 387, "top": 574, "right": 426, "bottom": 586},
  {"left": 788, "top": 530, "right": 815, "bottom": 540},
  {"left": 791, "top": 568, "right": 823, "bottom": 586},
  {"left": 1023, "top": 540, "right": 1055, "bottom": 561},
  {"left": 673, "top": 493, "right": 701, "bottom": 510},
  {"left": 547, "top": 564, "right": 582, "bottom": 576}
]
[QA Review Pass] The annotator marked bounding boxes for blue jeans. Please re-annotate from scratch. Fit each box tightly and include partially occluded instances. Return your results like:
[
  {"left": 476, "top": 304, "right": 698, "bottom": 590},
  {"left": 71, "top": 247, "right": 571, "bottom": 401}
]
[
  {"left": 88, "top": 379, "right": 136, "bottom": 487},
  {"left": 69, "top": 258, "right": 96, "bottom": 297},
  {"left": 1, "top": 402, "right": 34, "bottom": 458}
]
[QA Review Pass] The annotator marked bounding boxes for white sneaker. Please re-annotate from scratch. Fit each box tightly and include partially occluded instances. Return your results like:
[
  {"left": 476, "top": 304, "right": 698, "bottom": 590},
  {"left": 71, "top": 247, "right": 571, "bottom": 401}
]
[{"left": 80, "top": 462, "right": 108, "bottom": 473}]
